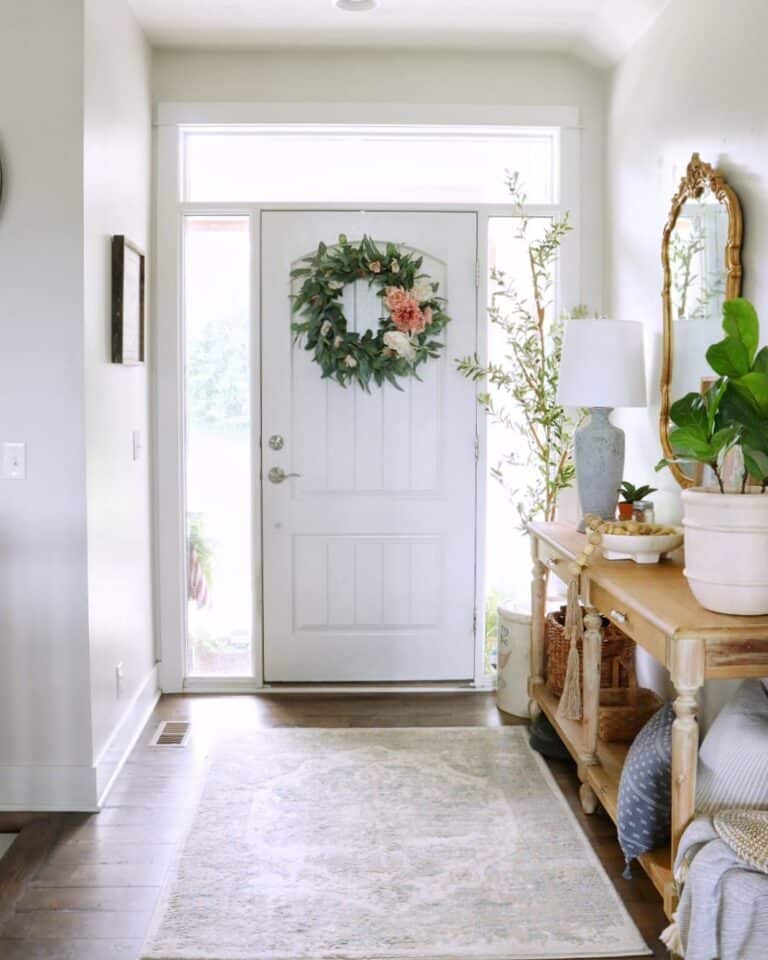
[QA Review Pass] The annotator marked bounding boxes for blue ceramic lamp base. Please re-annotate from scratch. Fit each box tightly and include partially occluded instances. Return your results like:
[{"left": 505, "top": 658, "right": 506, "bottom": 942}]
[{"left": 575, "top": 407, "right": 625, "bottom": 532}]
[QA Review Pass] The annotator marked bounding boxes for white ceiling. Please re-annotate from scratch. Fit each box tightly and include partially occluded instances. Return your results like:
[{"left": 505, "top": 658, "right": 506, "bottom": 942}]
[{"left": 128, "top": 0, "right": 671, "bottom": 66}]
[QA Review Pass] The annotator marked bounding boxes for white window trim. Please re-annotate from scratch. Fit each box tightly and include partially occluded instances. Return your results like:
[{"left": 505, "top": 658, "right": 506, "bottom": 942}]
[
  {"left": 153, "top": 104, "right": 582, "bottom": 694},
  {"left": 156, "top": 101, "right": 580, "bottom": 129}
]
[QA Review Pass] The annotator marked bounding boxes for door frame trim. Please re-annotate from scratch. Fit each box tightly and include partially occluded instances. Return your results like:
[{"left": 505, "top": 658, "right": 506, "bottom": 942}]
[
  {"left": 154, "top": 126, "right": 582, "bottom": 695},
  {"left": 156, "top": 100, "right": 580, "bottom": 129}
]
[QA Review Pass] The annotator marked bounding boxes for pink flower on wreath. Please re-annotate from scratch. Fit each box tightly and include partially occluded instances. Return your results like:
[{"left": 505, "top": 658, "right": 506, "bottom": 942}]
[
  {"left": 385, "top": 288, "right": 426, "bottom": 333},
  {"left": 384, "top": 287, "right": 410, "bottom": 312},
  {"left": 391, "top": 298, "right": 426, "bottom": 334}
]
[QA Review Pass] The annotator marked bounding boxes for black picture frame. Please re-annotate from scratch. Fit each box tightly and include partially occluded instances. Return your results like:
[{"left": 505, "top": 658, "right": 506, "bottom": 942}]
[{"left": 111, "top": 235, "right": 146, "bottom": 365}]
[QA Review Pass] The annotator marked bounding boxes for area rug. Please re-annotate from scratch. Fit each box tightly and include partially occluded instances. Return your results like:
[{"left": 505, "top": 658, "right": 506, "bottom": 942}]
[{"left": 141, "top": 727, "right": 650, "bottom": 960}]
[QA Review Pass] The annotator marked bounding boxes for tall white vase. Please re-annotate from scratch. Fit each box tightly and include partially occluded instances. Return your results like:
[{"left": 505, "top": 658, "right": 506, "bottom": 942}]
[
  {"left": 496, "top": 603, "right": 531, "bottom": 718},
  {"left": 682, "top": 487, "right": 768, "bottom": 615}
]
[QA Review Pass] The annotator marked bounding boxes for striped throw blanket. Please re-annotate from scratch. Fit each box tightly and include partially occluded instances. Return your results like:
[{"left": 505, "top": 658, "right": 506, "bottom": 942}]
[
  {"left": 696, "top": 679, "right": 768, "bottom": 814},
  {"left": 664, "top": 816, "right": 768, "bottom": 960},
  {"left": 661, "top": 680, "right": 768, "bottom": 958}
]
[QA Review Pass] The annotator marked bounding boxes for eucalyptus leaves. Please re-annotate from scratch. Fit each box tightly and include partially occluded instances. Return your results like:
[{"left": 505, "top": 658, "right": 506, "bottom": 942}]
[
  {"left": 657, "top": 298, "right": 768, "bottom": 492},
  {"left": 291, "top": 235, "right": 450, "bottom": 390}
]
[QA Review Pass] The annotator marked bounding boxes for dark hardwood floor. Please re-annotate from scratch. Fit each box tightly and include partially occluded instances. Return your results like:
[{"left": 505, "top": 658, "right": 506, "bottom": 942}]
[{"left": 0, "top": 692, "right": 668, "bottom": 959}]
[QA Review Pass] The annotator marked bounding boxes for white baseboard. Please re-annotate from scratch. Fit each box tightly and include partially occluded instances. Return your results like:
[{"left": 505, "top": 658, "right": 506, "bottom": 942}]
[
  {"left": 95, "top": 664, "right": 161, "bottom": 807},
  {"left": 0, "top": 665, "right": 160, "bottom": 813},
  {"left": 0, "top": 764, "right": 100, "bottom": 813}
]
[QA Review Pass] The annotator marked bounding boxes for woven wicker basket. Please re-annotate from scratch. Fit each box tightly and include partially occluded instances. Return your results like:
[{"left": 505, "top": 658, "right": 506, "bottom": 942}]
[
  {"left": 598, "top": 687, "right": 664, "bottom": 742},
  {"left": 714, "top": 810, "right": 768, "bottom": 873},
  {"left": 545, "top": 606, "right": 636, "bottom": 698}
]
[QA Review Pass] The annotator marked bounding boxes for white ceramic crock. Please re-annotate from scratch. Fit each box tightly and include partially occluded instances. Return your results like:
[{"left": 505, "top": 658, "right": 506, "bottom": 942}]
[
  {"left": 682, "top": 487, "right": 768, "bottom": 615},
  {"left": 495, "top": 602, "right": 531, "bottom": 719}
]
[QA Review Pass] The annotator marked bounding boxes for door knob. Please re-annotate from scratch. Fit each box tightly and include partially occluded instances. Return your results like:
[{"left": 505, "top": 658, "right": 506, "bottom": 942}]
[
  {"left": 268, "top": 435, "right": 284, "bottom": 451},
  {"left": 268, "top": 467, "right": 301, "bottom": 484}
]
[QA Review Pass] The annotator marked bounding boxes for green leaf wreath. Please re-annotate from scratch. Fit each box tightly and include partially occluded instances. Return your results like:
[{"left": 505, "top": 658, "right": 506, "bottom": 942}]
[{"left": 291, "top": 234, "right": 451, "bottom": 390}]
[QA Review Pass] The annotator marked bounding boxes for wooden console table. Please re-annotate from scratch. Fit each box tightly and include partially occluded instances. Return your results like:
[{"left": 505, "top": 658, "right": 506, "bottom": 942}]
[{"left": 528, "top": 521, "right": 768, "bottom": 917}]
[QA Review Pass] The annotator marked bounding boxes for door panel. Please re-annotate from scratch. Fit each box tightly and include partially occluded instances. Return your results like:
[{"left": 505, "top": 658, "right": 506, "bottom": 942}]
[{"left": 261, "top": 210, "right": 477, "bottom": 682}]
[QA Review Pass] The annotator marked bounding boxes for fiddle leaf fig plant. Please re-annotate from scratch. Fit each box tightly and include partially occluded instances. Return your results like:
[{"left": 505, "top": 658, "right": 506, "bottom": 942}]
[{"left": 656, "top": 298, "right": 768, "bottom": 492}]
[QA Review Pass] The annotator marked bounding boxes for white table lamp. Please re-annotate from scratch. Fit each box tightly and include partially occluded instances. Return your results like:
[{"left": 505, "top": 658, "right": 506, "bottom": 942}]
[{"left": 558, "top": 318, "right": 647, "bottom": 529}]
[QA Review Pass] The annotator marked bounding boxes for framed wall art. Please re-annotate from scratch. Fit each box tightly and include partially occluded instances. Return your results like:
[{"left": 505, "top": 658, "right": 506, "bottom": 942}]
[{"left": 111, "top": 235, "right": 145, "bottom": 365}]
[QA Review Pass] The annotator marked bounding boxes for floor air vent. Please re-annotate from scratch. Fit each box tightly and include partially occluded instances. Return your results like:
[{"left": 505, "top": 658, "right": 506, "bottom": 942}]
[{"left": 150, "top": 721, "right": 191, "bottom": 747}]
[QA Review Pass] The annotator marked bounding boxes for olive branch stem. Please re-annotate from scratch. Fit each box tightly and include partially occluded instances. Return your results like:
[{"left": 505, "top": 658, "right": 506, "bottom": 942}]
[{"left": 456, "top": 172, "right": 582, "bottom": 530}]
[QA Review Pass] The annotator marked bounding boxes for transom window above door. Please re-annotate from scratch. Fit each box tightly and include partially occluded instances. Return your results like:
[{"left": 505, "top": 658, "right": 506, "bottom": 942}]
[{"left": 181, "top": 124, "right": 559, "bottom": 204}]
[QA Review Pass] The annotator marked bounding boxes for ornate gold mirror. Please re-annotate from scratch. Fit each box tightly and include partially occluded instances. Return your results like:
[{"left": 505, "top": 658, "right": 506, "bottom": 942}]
[{"left": 660, "top": 153, "right": 744, "bottom": 487}]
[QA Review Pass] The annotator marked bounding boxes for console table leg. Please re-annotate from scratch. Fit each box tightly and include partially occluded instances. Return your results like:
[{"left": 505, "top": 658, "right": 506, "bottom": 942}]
[
  {"left": 582, "top": 606, "right": 603, "bottom": 766},
  {"left": 578, "top": 779, "right": 598, "bottom": 815},
  {"left": 528, "top": 537, "right": 547, "bottom": 720},
  {"left": 670, "top": 635, "right": 705, "bottom": 862}
]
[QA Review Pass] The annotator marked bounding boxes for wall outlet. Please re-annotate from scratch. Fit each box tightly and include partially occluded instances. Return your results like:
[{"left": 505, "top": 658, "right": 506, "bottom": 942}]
[
  {"left": 2, "top": 442, "right": 26, "bottom": 479},
  {"left": 115, "top": 661, "right": 125, "bottom": 697}
]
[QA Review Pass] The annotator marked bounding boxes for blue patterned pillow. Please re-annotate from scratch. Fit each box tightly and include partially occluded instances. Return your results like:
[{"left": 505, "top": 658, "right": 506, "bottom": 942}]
[{"left": 617, "top": 702, "right": 674, "bottom": 878}]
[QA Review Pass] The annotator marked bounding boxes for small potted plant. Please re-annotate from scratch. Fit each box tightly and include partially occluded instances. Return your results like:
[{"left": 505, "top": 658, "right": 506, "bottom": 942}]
[
  {"left": 617, "top": 481, "right": 658, "bottom": 520},
  {"left": 656, "top": 298, "right": 768, "bottom": 615}
]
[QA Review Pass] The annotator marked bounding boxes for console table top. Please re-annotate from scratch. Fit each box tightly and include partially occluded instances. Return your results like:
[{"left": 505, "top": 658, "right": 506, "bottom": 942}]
[{"left": 530, "top": 521, "right": 768, "bottom": 641}]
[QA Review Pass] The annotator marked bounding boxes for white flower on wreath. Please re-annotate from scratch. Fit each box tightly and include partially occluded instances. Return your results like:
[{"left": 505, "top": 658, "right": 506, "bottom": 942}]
[
  {"left": 344, "top": 354, "right": 358, "bottom": 368},
  {"left": 412, "top": 276, "right": 434, "bottom": 304},
  {"left": 320, "top": 320, "right": 332, "bottom": 336},
  {"left": 334, "top": 336, "right": 343, "bottom": 348},
  {"left": 383, "top": 330, "right": 416, "bottom": 363},
  {"left": 390, "top": 259, "right": 400, "bottom": 274},
  {"left": 328, "top": 280, "right": 344, "bottom": 290}
]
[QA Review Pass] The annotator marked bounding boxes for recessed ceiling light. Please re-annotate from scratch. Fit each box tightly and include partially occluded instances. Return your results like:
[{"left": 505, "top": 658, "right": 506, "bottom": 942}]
[{"left": 333, "top": 0, "right": 379, "bottom": 11}]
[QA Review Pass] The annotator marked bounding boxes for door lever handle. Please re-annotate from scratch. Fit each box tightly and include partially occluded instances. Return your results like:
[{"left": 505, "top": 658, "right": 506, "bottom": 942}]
[{"left": 268, "top": 467, "right": 302, "bottom": 484}]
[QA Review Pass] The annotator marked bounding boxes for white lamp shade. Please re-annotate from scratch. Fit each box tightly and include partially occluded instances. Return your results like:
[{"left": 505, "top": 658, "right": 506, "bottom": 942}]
[{"left": 557, "top": 318, "right": 647, "bottom": 408}]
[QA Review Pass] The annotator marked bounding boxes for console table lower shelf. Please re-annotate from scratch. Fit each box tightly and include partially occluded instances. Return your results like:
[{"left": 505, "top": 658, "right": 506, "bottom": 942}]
[{"left": 533, "top": 682, "right": 674, "bottom": 915}]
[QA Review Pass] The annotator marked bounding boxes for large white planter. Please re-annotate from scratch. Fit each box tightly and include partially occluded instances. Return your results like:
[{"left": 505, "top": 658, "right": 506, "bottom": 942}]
[
  {"left": 682, "top": 487, "right": 768, "bottom": 615},
  {"left": 496, "top": 603, "right": 530, "bottom": 718}
]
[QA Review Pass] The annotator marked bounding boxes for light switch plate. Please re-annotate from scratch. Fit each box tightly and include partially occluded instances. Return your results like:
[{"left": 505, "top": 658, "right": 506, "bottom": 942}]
[{"left": 2, "top": 442, "right": 26, "bottom": 479}]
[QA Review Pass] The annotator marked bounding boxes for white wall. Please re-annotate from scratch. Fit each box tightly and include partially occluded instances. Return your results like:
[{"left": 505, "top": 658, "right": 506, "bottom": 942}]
[
  {"left": 0, "top": 0, "right": 155, "bottom": 810},
  {"left": 0, "top": 0, "right": 95, "bottom": 808},
  {"left": 84, "top": 0, "right": 156, "bottom": 798},
  {"left": 606, "top": 0, "right": 768, "bottom": 724},
  {"left": 152, "top": 48, "right": 607, "bottom": 311}
]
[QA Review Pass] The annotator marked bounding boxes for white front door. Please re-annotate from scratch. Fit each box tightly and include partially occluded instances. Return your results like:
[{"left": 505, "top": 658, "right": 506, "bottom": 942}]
[{"left": 261, "top": 210, "right": 478, "bottom": 682}]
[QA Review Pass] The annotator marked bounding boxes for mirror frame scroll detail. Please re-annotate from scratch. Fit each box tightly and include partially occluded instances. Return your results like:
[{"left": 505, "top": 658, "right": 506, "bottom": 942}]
[{"left": 660, "top": 152, "right": 744, "bottom": 488}]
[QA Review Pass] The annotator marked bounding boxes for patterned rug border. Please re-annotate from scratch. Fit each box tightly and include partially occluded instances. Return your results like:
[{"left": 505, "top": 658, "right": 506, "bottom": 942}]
[
  {"left": 141, "top": 726, "right": 651, "bottom": 960},
  {"left": 517, "top": 732, "right": 652, "bottom": 958}
]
